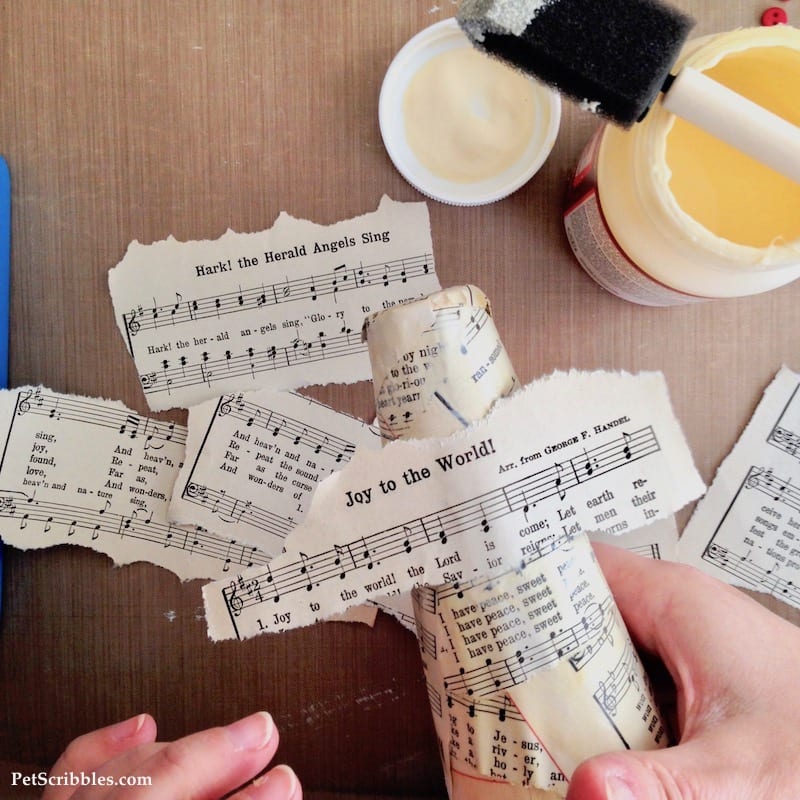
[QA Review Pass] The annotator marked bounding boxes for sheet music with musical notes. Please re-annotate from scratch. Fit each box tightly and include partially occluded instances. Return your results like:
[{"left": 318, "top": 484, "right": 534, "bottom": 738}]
[
  {"left": 0, "top": 386, "right": 272, "bottom": 580},
  {"left": 202, "top": 370, "right": 705, "bottom": 643},
  {"left": 413, "top": 532, "right": 669, "bottom": 793},
  {"left": 170, "top": 389, "right": 380, "bottom": 554},
  {"left": 371, "top": 514, "right": 679, "bottom": 639},
  {"left": 679, "top": 366, "right": 800, "bottom": 609},
  {"left": 108, "top": 196, "right": 440, "bottom": 411}
]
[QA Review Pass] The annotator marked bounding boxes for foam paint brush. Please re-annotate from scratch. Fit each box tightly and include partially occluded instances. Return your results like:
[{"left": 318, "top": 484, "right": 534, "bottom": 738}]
[{"left": 457, "top": 0, "right": 800, "bottom": 184}]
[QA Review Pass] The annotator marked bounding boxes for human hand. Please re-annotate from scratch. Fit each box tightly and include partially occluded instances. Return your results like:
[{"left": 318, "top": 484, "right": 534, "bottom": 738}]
[
  {"left": 566, "top": 543, "right": 800, "bottom": 800},
  {"left": 42, "top": 711, "right": 300, "bottom": 800}
]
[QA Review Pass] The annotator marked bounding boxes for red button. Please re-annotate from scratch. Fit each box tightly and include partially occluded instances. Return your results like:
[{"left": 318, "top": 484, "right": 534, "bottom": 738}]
[{"left": 761, "top": 6, "right": 788, "bottom": 24}]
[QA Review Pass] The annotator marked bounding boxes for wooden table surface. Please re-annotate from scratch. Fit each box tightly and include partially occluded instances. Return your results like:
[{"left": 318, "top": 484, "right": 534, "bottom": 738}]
[{"left": 0, "top": 2, "right": 797, "bottom": 798}]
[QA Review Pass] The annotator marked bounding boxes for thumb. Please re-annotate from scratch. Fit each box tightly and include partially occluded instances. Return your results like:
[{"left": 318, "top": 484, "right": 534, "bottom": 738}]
[
  {"left": 566, "top": 743, "right": 754, "bottom": 800},
  {"left": 567, "top": 752, "right": 683, "bottom": 800}
]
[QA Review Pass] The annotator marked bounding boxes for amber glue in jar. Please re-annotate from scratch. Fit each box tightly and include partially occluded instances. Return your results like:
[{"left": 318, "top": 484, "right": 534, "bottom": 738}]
[{"left": 563, "top": 26, "right": 800, "bottom": 306}]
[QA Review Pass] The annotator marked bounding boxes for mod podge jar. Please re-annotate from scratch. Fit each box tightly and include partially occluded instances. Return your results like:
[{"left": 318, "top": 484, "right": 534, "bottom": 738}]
[{"left": 563, "top": 26, "right": 800, "bottom": 306}]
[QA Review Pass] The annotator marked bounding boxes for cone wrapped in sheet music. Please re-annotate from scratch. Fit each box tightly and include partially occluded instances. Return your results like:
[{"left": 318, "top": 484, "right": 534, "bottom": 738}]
[{"left": 364, "top": 286, "right": 668, "bottom": 799}]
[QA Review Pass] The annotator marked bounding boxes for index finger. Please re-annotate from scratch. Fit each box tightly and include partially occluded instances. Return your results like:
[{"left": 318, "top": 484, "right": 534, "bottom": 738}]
[{"left": 116, "top": 711, "right": 280, "bottom": 800}]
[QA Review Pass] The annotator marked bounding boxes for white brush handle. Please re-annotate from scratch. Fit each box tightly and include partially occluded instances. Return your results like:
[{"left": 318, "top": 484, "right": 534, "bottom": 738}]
[{"left": 661, "top": 66, "right": 800, "bottom": 185}]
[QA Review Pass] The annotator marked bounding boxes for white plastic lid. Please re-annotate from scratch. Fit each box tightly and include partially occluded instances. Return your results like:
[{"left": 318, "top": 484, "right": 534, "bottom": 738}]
[{"left": 379, "top": 18, "right": 561, "bottom": 206}]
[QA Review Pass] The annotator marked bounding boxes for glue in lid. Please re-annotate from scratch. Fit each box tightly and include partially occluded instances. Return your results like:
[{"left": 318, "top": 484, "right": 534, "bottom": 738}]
[{"left": 379, "top": 18, "right": 561, "bottom": 206}]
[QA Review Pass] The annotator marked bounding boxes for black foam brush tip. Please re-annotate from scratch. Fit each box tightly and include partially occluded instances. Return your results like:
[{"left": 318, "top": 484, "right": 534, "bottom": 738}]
[{"left": 458, "top": 0, "right": 695, "bottom": 125}]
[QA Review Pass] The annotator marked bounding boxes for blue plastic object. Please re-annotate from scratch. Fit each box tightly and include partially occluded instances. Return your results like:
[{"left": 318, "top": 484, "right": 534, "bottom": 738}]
[
  {"left": 0, "top": 155, "right": 10, "bottom": 618},
  {"left": 0, "top": 158, "right": 10, "bottom": 385}
]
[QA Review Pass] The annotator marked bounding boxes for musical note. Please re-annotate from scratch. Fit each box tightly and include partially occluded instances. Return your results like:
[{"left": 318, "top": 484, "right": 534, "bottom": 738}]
[
  {"left": 119, "top": 414, "right": 140, "bottom": 439},
  {"left": 336, "top": 443, "right": 355, "bottom": 464},
  {"left": 554, "top": 462, "right": 566, "bottom": 501},
  {"left": 298, "top": 552, "right": 314, "bottom": 591},
  {"left": 314, "top": 435, "right": 329, "bottom": 455},
  {"left": 170, "top": 293, "right": 183, "bottom": 323},
  {"left": 580, "top": 448, "right": 598, "bottom": 477},
  {"left": 359, "top": 538, "right": 375, "bottom": 570},
  {"left": 622, "top": 432, "right": 633, "bottom": 460},
  {"left": 331, "top": 264, "right": 345, "bottom": 303},
  {"left": 333, "top": 543, "right": 351, "bottom": 579},
  {"left": 498, "top": 695, "right": 509, "bottom": 722},
  {"left": 479, "top": 504, "right": 490, "bottom": 534}
]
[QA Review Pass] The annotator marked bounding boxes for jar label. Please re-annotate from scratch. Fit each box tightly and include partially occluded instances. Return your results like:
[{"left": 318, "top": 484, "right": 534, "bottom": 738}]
[{"left": 563, "top": 128, "right": 706, "bottom": 307}]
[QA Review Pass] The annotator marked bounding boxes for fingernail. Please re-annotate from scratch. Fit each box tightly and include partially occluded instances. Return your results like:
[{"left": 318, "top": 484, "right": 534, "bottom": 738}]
[
  {"left": 109, "top": 713, "right": 148, "bottom": 742},
  {"left": 253, "top": 764, "right": 299, "bottom": 799},
  {"left": 226, "top": 711, "right": 275, "bottom": 752},
  {"left": 605, "top": 774, "right": 638, "bottom": 800}
]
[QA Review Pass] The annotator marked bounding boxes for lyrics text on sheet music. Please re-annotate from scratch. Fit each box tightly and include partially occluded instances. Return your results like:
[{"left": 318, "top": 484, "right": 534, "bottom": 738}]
[{"left": 219, "top": 426, "right": 661, "bottom": 638}]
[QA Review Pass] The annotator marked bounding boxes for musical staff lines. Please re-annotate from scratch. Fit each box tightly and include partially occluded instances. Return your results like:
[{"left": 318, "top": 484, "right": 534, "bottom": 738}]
[
  {"left": 631, "top": 543, "right": 662, "bottom": 560},
  {"left": 122, "top": 255, "right": 432, "bottom": 342},
  {"left": 767, "top": 380, "right": 800, "bottom": 460},
  {"left": 441, "top": 597, "right": 614, "bottom": 698},
  {"left": 176, "top": 392, "right": 373, "bottom": 548},
  {"left": 182, "top": 483, "right": 292, "bottom": 545},
  {"left": 769, "top": 426, "right": 800, "bottom": 461},
  {"left": 594, "top": 628, "right": 638, "bottom": 718},
  {"left": 437, "top": 685, "right": 525, "bottom": 723},
  {"left": 426, "top": 302, "right": 490, "bottom": 349},
  {"left": 139, "top": 328, "right": 367, "bottom": 399},
  {"left": 744, "top": 465, "right": 799, "bottom": 513},
  {"left": 220, "top": 427, "right": 660, "bottom": 636},
  {"left": 418, "top": 623, "right": 438, "bottom": 660},
  {"left": 0, "top": 491, "right": 270, "bottom": 572},
  {"left": 10, "top": 388, "right": 185, "bottom": 450},
  {"left": 691, "top": 458, "right": 800, "bottom": 610},
  {"left": 414, "top": 530, "right": 574, "bottom": 616},
  {"left": 703, "top": 542, "right": 800, "bottom": 605},
  {"left": 215, "top": 393, "right": 361, "bottom": 464}
]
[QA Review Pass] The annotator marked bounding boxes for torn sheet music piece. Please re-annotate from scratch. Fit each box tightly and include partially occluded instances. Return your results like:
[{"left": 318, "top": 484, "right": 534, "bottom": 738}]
[
  {"left": 202, "top": 369, "right": 705, "bottom": 644},
  {"left": 170, "top": 389, "right": 380, "bottom": 554},
  {"left": 680, "top": 366, "right": 800, "bottom": 609},
  {"left": 0, "top": 387, "right": 270, "bottom": 580},
  {"left": 108, "top": 196, "right": 440, "bottom": 411}
]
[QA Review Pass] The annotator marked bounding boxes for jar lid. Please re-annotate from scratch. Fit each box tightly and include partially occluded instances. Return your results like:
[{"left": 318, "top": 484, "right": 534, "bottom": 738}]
[{"left": 379, "top": 18, "right": 561, "bottom": 206}]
